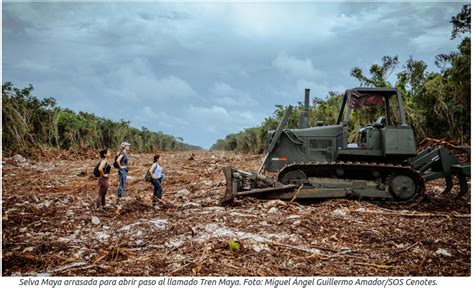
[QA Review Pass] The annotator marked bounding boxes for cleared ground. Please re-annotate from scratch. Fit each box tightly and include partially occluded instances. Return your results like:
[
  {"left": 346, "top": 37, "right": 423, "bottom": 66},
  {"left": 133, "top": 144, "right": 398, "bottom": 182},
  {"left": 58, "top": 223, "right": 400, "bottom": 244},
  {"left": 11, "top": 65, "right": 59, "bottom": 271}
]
[{"left": 2, "top": 150, "right": 470, "bottom": 276}]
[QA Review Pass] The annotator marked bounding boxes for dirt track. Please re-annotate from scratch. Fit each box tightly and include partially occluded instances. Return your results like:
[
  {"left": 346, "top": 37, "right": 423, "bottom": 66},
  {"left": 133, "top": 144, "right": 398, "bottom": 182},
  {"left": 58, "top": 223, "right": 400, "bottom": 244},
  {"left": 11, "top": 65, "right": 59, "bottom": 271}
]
[{"left": 2, "top": 150, "right": 471, "bottom": 276}]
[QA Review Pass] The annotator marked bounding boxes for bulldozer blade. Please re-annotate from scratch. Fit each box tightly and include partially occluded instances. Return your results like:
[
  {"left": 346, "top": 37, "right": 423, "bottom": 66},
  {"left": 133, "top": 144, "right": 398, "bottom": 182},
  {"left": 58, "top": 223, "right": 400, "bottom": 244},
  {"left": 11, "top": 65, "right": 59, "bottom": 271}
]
[
  {"left": 219, "top": 166, "right": 235, "bottom": 205},
  {"left": 219, "top": 166, "right": 296, "bottom": 205},
  {"left": 234, "top": 184, "right": 297, "bottom": 196}
]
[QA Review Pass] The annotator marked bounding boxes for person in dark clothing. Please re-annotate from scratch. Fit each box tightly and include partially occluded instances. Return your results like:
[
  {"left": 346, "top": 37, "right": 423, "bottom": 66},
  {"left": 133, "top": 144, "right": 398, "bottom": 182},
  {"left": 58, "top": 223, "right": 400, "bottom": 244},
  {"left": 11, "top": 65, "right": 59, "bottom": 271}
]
[
  {"left": 148, "top": 154, "right": 164, "bottom": 204},
  {"left": 97, "top": 148, "right": 111, "bottom": 209},
  {"left": 116, "top": 142, "right": 130, "bottom": 203}
]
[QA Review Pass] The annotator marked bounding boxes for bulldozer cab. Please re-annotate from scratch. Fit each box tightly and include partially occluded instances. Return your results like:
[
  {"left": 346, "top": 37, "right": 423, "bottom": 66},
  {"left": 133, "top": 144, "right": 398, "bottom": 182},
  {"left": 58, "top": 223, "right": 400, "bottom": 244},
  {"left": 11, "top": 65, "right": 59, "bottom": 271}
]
[{"left": 336, "top": 88, "right": 417, "bottom": 160}]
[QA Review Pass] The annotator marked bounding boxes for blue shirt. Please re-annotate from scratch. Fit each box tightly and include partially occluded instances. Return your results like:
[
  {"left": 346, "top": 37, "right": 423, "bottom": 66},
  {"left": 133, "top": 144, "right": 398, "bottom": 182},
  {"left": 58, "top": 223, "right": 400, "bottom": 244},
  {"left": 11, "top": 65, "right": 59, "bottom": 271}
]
[
  {"left": 119, "top": 150, "right": 128, "bottom": 167},
  {"left": 151, "top": 163, "right": 163, "bottom": 179}
]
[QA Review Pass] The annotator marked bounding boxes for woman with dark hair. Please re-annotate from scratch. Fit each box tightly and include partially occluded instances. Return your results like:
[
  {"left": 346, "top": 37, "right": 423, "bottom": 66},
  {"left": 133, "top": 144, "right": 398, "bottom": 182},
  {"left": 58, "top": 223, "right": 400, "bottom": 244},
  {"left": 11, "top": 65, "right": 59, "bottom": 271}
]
[
  {"left": 149, "top": 154, "right": 164, "bottom": 203},
  {"left": 97, "top": 148, "right": 111, "bottom": 209}
]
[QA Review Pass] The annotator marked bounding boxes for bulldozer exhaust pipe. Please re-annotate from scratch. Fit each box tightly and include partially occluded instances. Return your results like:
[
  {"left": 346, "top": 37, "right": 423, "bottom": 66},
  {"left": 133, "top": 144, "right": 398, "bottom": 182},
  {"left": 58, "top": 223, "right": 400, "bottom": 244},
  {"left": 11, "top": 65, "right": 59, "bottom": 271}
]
[{"left": 299, "top": 88, "right": 310, "bottom": 129}]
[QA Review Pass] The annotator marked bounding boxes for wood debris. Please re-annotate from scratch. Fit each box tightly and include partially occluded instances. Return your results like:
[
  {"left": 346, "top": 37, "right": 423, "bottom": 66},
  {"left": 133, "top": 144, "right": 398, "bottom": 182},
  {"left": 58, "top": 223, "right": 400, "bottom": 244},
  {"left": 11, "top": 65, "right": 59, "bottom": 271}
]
[{"left": 2, "top": 150, "right": 471, "bottom": 276}]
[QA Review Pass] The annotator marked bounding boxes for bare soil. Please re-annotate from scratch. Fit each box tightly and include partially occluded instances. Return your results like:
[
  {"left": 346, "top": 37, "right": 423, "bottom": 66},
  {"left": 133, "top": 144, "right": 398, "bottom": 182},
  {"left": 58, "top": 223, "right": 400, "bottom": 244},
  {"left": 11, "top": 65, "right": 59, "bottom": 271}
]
[{"left": 2, "top": 150, "right": 471, "bottom": 276}]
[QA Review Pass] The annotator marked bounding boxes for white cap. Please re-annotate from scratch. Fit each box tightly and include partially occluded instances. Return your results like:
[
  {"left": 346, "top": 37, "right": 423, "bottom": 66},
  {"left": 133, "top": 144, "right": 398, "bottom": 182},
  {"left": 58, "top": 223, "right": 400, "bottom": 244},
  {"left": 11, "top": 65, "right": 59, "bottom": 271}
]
[{"left": 121, "top": 142, "right": 131, "bottom": 149}]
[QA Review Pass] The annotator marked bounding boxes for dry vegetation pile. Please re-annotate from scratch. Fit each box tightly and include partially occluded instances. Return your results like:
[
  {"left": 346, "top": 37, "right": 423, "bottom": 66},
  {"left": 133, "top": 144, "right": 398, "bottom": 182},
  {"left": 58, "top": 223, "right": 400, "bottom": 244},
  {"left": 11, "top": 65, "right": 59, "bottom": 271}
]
[{"left": 2, "top": 150, "right": 470, "bottom": 276}]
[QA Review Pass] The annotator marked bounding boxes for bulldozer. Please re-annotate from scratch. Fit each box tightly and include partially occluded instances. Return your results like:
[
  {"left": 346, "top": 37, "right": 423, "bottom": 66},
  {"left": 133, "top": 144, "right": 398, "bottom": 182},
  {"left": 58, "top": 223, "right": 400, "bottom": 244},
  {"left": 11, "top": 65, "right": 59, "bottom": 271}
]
[{"left": 220, "top": 87, "right": 470, "bottom": 205}]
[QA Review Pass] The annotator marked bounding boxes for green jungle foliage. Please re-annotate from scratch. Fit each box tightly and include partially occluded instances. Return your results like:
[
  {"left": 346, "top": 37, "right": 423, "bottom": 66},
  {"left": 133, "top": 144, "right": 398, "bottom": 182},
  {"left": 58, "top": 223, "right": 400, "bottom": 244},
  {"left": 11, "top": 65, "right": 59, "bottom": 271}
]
[
  {"left": 2, "top": 82, "right": 201, "bottom": 155},
  {"left": 211, "top": 5, "right": 471, "bottom": 153}
]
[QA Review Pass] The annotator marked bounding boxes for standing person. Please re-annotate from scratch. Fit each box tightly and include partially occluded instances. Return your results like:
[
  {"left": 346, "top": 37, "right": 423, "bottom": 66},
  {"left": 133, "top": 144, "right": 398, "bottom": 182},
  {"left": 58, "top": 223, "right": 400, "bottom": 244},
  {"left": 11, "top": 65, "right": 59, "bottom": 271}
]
[
  {"left": 115, "top": 142, "right": 131, "bottom": 204},
  {"left": 96, "top": 148, "right": 111, "bottom": 209},
  {"left": 149, "top": 154, "right": 164, "bottom": 204}
]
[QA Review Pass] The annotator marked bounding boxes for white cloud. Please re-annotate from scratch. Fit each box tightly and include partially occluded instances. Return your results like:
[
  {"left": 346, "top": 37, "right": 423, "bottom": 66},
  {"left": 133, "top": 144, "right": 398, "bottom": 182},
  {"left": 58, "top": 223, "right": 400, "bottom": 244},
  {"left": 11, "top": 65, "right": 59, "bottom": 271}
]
[
  {"left": 187, "top": 105, "right": 258, "bottom": 132},
  {"left": 408, "top": 26, "right": 453, "bottom": 52},
  {"left": 17, "top": 59, "right": 51, "bottom": 73},
  {"left": 3, "top": 1, "right": 463, "bottom": 148},
  {"left": 134, "top": 107, "right": 189, "bottom": 130},
  {"left": 264, "top": 80, "right": 343, "bottom": 105},
  {"left": 272, "top": 53, "right": 322, "bottom": 80},
  {"left": 227, "top": 3, "right": 342, "bottom": 40},
  {"left": 102, "top": 58, "right": 198, "bottom": 103},
  {"left": 152, "top": 76, "right": 198, "bottom": 100},
  {"left": 210, "top": 82, "right": 258, "bottom": 107},
  {"left": 295, "top": 80, "right": 331, "bottom": 99}
]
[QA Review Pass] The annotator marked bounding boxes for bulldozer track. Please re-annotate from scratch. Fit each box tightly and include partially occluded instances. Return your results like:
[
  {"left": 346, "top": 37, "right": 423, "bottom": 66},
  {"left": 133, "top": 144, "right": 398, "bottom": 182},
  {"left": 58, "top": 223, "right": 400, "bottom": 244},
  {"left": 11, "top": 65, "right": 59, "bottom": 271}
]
[{"left": 277, "top": 161, "right": 426, "bottom": 202}]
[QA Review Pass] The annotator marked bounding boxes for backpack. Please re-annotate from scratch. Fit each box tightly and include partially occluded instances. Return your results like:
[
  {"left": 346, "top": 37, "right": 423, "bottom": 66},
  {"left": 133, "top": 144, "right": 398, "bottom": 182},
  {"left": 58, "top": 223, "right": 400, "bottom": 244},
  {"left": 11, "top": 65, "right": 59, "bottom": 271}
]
[
  {"left": 113, "top": 152, "right": 121, "bottom": 169},
  {"left": 93, "top": 162, "right": 101, "bottom": 177},
  {"left": 144, "top": 170, "right": 153, "bottom": 182},
  {"left": 144, "top": 164, "right": 157, "bottom": 183}
]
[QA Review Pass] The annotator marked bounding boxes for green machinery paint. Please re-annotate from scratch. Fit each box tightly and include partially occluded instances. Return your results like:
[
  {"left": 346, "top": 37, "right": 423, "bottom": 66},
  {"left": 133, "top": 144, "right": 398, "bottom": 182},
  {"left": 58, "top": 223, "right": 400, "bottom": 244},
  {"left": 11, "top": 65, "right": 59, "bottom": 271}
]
[{"left": 220, "top": 88, "right": 470, "bottom": 204}]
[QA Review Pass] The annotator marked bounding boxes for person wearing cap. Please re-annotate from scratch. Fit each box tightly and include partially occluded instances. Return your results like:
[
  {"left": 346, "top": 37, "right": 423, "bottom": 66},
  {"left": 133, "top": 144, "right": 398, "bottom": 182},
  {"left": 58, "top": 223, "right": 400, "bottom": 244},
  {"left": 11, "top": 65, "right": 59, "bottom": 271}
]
[{"left": 115, "top": 142, "right": 130, "bottom": 203}]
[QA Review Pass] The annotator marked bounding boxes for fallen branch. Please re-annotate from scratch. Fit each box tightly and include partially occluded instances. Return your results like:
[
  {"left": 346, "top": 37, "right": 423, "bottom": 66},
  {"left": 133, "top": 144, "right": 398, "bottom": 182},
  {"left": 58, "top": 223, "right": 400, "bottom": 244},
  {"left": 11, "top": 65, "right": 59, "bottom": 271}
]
[
  {"left": 50, "top": 262, "right": 89, "bottom": 273},
  {"left": 269, "top": 241, "right": 327, "bottom": 256},
  {"left": 156, "top": 198, "right": 176, "bottom": 208},
  {"left": 191, "top": 243, "right": 213, "bottom": 275},
  {"left": 182, "top": 166, "right": 200, "bottom": 173},
  {"left": 286, "top": 184, "right": 304, "bottom": 208},
  {"left": 353, "top": 262, "right": 400, "bottom": 269},
  {"left": 452, "top": 212, "right": 472, "bottom": 218},
  {"left": 353, "top": 210, "right": 470, "bottom": 218},
  {"left": 420, "top": 137, "right": 458, "bottom": 149},
  {"left": 224, "top": 262, "right": 241, "bottom": 271},
  {"left": 93, "top": 244, "right": 134, "bottom": 264},
  {"left": 169, "top": 262, "right": 193, "bottom": 275}
]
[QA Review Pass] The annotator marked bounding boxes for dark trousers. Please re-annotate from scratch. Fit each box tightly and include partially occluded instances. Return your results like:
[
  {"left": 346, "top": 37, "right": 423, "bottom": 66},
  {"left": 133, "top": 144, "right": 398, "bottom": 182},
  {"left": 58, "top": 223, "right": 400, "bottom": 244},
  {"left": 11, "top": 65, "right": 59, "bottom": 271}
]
[
  {"left": 97, "top": 177, "right": 108, "bottom": 207},
  {"left": 152, "top": 178, "right": 163, "bottom": 201}
]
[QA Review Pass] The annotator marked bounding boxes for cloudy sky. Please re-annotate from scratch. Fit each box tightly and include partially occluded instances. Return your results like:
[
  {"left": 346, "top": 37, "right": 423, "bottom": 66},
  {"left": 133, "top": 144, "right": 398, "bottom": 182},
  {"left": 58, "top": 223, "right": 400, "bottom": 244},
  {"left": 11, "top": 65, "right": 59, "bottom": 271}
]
[{"left": 2, "top": 1, "right": 467, "bottom": 148}]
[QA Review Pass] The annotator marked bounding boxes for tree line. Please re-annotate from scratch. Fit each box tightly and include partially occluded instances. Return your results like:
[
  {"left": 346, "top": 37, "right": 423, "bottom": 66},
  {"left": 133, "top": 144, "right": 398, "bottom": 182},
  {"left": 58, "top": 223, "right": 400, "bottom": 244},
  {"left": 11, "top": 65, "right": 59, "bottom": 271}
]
[
  {"left": 2, "top": 82, "right": 201, "bottom": 155},
  {"left": 211, "top": 5, "right": 470, "bottom": 153}
]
